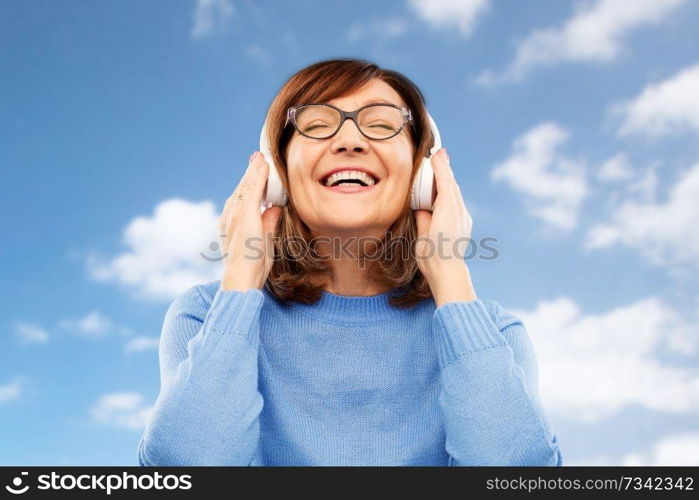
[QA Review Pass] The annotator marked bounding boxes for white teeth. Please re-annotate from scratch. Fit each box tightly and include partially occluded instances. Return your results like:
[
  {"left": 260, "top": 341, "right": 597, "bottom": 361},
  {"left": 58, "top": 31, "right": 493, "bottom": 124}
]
[{"left": 324, "top": 170, "right": 377, "bottom": 187}]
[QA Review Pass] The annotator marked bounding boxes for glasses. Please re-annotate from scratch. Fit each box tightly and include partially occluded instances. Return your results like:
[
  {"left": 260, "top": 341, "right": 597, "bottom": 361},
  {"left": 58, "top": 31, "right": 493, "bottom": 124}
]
[{"left": 285, "top": 103, "right": 413, "bottom": 140}]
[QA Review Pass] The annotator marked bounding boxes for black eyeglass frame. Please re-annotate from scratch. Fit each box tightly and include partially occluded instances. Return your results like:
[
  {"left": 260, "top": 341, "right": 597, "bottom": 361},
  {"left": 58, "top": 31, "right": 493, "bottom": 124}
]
[{"left": 285, "top": 102, "right": 414, "bottom": 140}]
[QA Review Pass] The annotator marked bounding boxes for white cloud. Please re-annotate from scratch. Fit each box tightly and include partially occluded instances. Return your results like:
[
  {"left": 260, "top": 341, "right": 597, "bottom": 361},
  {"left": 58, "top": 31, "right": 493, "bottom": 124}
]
[
  {"left": 347, "top": 17, "right": 409, "bottom": 43},
  {"left": 621, "top": 432, "right": 699, "bottom": 465},
  {"left": 581, "top": 432, "right": 699, "bottom": 465},
  {"left": 244, "top": 44, "right": 272, "bottom": 64},
  {"left": 614, "top": 63, "right": 699, "bottom": 137},
  {"left": 570, "top": 432, "right": 699, "bottom": 465},
  {"left": 595, "top": 154, "right": 659, "bottom": 209},
  {"left": 14, "top": 312, "right": 132, "bottom": 347},
  {"left": 14, "top": 321, "right": 50, "bottom": 344},
  {"left": 125, "top": 336, "right": 160, "bottom": 354},
  {"left": 89, "top": 392, "right": 154, "bottom": 431},
  {"left": 0, "top": 379, "right": 22, "bottom": 404},
  {"left": 512, "top": 295, "right": 699, "bottom": 424},
  {"left": 191, "top": 0, "right": 234, "bottom": 39},
  {"left": 596, "top": 152, "right": 634, "bottom": 182},
  {"left": 58, "top": 311, "right": 114, "bottom": 339},
  {"left": 86, "top": 198, "right": 223, "bottom": 303},
  {"left": 407, "top": 0, "right": 490, "bottom": 38},
  {"left": 586, "top": 162, "right": 699, "bottom": 268},
  {"left": 623, "top": 163, "right": 659, "bottom": 202},
  {"left": 491, "top": 122, "right": 588, "bottom": 231},
  {"left": 476, "top": 0, "right": 688, "bottom": 85}
]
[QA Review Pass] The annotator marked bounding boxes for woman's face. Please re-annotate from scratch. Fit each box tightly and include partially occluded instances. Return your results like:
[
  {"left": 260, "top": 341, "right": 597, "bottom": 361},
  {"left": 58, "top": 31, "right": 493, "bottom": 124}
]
[{"left": 285, "top": 78, "right": 415, "bottom": 239}]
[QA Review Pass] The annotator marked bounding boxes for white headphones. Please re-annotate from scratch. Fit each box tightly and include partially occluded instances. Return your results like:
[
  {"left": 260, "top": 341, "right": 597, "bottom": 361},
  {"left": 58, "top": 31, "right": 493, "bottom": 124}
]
[{"left": 258, "top": 108, "right": 441, "bottom": 212}]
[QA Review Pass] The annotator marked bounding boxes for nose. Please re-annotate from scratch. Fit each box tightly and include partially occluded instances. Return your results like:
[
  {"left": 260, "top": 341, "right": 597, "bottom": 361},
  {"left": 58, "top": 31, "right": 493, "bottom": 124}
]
[{"left": 330, "top": 118, "right": 370, "bottom": 154}]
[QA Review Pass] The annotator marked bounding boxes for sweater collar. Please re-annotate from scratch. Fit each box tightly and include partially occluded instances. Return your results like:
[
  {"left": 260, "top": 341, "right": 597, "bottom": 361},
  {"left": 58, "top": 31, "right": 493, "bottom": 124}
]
[{"left": 276, "top": 286, "right": 414, "bottom": 324}]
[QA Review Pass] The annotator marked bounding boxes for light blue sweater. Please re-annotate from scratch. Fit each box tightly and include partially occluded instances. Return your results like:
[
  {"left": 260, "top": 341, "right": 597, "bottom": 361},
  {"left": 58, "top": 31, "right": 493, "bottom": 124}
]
[{"left": 137, "top": 279, "right": 563, "bottom": 466}]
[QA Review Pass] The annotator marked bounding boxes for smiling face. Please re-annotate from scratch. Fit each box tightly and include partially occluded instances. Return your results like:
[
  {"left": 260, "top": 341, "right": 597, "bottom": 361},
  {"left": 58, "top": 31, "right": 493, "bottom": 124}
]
[{"left": 285, "top": 78, "right": 415, "bottom": 239}]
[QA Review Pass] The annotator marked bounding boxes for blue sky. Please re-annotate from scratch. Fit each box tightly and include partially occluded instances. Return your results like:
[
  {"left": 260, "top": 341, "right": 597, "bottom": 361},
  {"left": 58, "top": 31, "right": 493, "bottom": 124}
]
[{"left": 2, "top": 0, "right": 699, "bottom": 465}]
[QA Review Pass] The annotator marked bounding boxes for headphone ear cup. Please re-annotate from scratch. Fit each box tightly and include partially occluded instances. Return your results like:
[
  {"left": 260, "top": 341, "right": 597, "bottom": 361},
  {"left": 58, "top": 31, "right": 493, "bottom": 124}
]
[
  {"left": 411, "top": 157, "right": 436, "bottom": 211},
  {"left": 410, "top": 164, "right": 423, "bottom": 210},
  {"left": 260, "top": 150, "right": 288, "bottom": 209},
  {"left": 259, "top": 115, "right": 288, "bottom": 210}
]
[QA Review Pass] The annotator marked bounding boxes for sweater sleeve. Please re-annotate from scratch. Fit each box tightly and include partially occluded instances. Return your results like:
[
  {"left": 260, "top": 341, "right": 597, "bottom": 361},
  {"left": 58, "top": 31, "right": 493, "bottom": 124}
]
[
  {"left": 432, "top": 298, "right": 563, "bottom": 466},
  {"left": 137, "top": 283, "right": 265, "bottom": 466}
]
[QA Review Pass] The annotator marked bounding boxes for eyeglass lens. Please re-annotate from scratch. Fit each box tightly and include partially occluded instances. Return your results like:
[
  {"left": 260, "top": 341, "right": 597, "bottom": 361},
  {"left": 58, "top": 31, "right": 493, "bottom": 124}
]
[{"left": 295, "top": 105, "right": 405, "bottom": 139}]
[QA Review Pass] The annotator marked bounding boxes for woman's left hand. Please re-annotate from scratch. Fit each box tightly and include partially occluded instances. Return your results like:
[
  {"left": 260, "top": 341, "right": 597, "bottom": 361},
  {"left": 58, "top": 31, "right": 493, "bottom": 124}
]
[{"left": 415, "top": 148, "right": 477, "bottom": 306}]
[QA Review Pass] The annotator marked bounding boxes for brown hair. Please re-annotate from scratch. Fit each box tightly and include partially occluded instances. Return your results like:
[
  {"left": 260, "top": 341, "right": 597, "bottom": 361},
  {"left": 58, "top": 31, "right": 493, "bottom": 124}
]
[{"left": 263, "top": 58, "right": 436, "bottom": 309}]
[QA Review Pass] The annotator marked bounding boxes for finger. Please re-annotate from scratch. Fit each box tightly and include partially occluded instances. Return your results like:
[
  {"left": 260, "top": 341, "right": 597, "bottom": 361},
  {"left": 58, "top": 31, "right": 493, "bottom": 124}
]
[
  {"left": 414, "top": 209, "right": 431, "bottom": 239},
  {"left": 462, "top": 197, "right": 472, "bottom": 219},
  {"left": 223, "top": 151, "right": 261, "bottom": 219},
  {"left": 448, "top": 171, "right": 471, "bottom": 223},
  {"left": 245, "top": 151, "right": 274, "bottom": 209},
  {"left": 261, "top": 205, "right": 283, "bottom": 237},
  {"left": 224, "top": 152, "right": 268, "bottom": 235},
  {"left": 453, "top": 181, "right": 466, "bottom": 207},
  {"left": 431, "top": 148, "right": 457, "bottom": 200},
  {"left": 432, "top": 150, "right": 473, "bottom": 233},
  {"left": 221, "top": 151, "right": 258, "bottom": 221},
  {"left": 233, "top": 152, "right": 260, "bottom": 200},
  {"left": 439, "top": 150, "right": 464, "bottom": 203}
]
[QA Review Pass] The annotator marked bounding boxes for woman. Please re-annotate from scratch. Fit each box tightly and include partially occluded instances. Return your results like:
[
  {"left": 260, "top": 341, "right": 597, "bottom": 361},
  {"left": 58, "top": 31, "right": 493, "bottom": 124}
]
[{"left": 137, "top": 58, "right": 563, "bottom": 466}]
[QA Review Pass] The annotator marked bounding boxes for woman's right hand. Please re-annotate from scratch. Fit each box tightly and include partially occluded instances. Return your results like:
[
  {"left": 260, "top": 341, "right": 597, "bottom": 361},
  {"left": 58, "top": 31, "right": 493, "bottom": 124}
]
[{"left": 218, "top": 151, "right": 283, "bottom": 292}]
